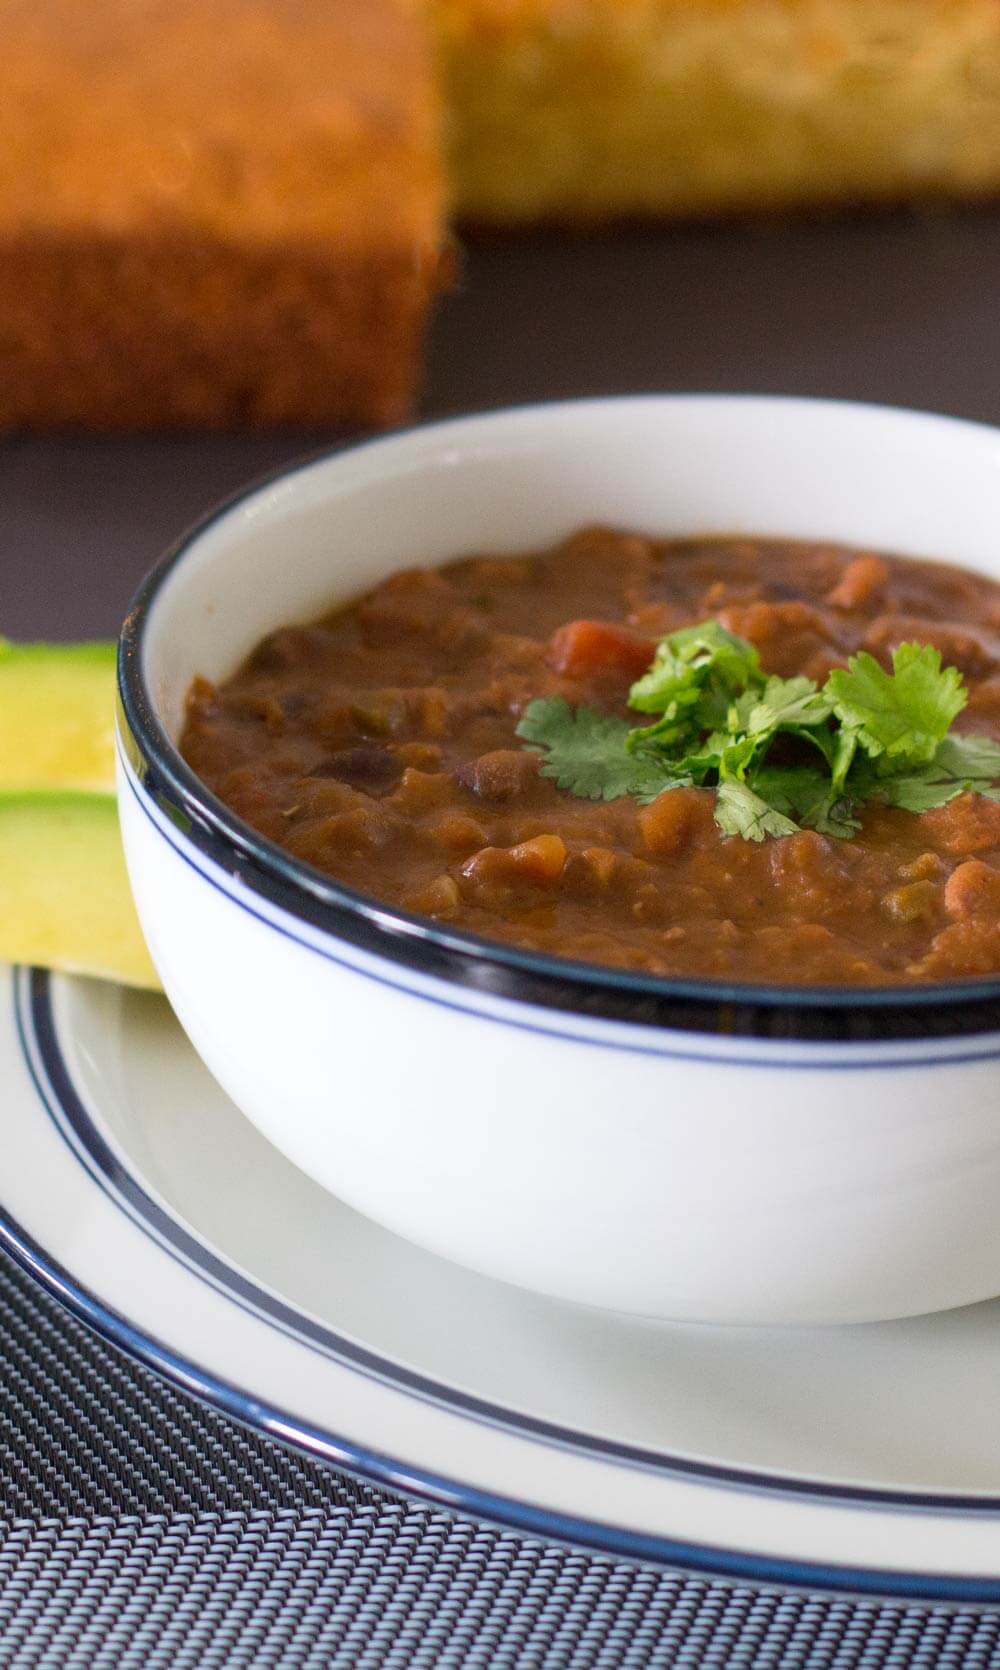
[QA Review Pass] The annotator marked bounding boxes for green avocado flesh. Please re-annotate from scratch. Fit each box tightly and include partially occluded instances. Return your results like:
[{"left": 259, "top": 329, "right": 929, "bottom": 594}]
[
  {"left": 0, "top": 791, "right": 159, "bottom": 989},
  {"left": 0, "top": 639, "right": 116, "bottom": 792}
]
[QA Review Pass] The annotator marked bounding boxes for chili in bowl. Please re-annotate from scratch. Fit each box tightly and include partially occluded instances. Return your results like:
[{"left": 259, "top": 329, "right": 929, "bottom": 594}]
[{"left": 117, "top": 396, "right": 1000, "bottom": 1325}]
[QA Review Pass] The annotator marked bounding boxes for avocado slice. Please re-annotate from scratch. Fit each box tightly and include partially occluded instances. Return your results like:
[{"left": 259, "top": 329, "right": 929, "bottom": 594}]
[
  {"left": 0, "top": 791, "right": 159, "bottom": 988},
  {"left": 0, "top": 639, "right": 116, "bottom": 792}
]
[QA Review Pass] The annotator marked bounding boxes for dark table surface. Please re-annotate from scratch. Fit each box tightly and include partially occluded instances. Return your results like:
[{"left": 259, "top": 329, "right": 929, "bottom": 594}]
[{"left": 6, "top": 207, "right": 1000, "bottom": 641}]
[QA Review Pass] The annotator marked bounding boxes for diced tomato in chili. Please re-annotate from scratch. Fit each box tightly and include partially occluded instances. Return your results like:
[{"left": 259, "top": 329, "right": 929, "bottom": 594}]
[{"left": 548, "top": 619, "right": 655, "bottom": 680}]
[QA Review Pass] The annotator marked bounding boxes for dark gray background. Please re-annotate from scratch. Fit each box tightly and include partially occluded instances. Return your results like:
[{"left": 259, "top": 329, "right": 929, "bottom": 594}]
[{"left": 5, "top": 210, "right": 999, "bottom": 640}]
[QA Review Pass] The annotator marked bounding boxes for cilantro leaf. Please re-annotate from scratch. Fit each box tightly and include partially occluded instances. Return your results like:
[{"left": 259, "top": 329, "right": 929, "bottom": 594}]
[
  {"left": 878, "top": 776, "right": 968, "bottom": 813},
  {"left": 714, "top": 780, "right": 800, "bottom": 842},
  {"left": 936, "top": 733, "right": 1000, "bottom": 780},
  {"left": 877, "top": 731, "right": 1000, "bottom": 812},
  {"left": 827, "top": 643, "right": 967, "bottom": 768},
  {"left": 751, "top": 765, "right": 861, "bottom": 838},
  {"left": 628, "top": 621, "right": 761, "bottom": 714},
  {"left": 743, "top": 675, "right": 833, "bottom": 737},
  {"left": 624, "top": 705, "right": 701, "bottom": 755},
  {"left": 750, "top": 764, "right": 828, "bottom": 816},
  {"left": 517, "top": 698, "right": 688, "bottom": 804},
  {"left": 676, "top": 731, "right": 758, "bottom": 785},
  {"left": 807, "top": 797, "right": 864, "bottom": 839}
]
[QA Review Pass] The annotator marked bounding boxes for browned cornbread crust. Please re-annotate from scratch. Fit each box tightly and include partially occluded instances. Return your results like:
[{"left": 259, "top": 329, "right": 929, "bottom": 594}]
[{"left": 0, "top": 0, "right": 445, "bottom": 429}]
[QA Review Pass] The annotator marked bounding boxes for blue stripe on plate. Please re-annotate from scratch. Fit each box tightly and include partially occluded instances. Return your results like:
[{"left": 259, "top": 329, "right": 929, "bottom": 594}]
[{"left": 5, "top": 968, "right": 1000, "bottom": 1600}]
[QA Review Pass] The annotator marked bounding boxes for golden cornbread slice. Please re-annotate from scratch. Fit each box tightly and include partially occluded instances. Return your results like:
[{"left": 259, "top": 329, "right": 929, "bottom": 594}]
[
  {"left": 0, "top": 0, "right": 445, "bottom": 429},
  {"left": 437, "top": 0, "right": 1000, "bottom": 222}
]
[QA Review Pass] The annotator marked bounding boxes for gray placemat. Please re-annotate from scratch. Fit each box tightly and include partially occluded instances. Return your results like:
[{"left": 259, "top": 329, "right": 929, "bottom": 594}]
[{"left": 3, "top": 1249, "right": 1000, "bottom": 1667}]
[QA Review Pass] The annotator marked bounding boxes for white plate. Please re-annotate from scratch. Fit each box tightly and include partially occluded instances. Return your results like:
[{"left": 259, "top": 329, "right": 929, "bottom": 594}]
[{"left": 4, "top": 962, "right": 1000, "bottom": 1598}]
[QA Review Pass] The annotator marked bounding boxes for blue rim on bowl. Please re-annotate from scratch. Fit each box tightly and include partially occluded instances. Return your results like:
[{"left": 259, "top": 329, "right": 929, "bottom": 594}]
[{"left": 118, "top": 402, "right": 1000, "bottom": 1044}]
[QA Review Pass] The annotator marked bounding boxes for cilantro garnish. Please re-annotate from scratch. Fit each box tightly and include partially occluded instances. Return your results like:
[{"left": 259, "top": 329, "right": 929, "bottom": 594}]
[
  {"left": 515, "top": 622, "right": 1000, "bottom": 841},
  {"left": 827, "top": 644, "right": 966, "bottom": 767},
  {"left": 629, "top": 621, "right": 761, "bottom": 714},
  {"left": 517, "top": 699, "right": 689, "bottom": 804},
  {"left": 877, "top": 733, "right": 1000, "bottom": 813},
  {"left": 714, "top": 780, "right": 800, "bottom": 842}
]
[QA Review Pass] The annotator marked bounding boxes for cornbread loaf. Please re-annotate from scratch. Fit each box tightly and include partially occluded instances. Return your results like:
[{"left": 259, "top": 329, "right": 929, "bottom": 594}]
[
  {"left": 0, "top": 0, "right": 445, "bottom": 429},
  {"left": 5, "top": 0, "right": 1000, "bottom": 431},
  {"left": 437, "top": 0, "right": 1000, "bottom": 223}
]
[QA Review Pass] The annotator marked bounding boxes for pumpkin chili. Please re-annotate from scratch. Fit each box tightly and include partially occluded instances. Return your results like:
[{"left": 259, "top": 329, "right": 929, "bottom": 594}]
[{"left": 180, "top": 528, "right": 1000, "bottom": 986}]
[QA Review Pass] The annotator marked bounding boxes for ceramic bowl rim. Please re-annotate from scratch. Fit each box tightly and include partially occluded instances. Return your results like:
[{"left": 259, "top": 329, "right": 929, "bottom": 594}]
[{"left": 117, "top": 394, "right": 1000, "bottom": 1041}]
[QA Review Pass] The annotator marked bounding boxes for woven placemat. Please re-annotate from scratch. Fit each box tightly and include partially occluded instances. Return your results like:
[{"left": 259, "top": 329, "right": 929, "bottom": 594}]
[{"left": 2, "top": 1248, "right": 1000, "bottom": 1668}]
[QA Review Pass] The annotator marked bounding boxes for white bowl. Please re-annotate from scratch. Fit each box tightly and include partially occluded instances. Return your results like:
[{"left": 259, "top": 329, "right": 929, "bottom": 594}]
[{"left": 117, "top": 395, "right": 1000, "bottom": 1326}]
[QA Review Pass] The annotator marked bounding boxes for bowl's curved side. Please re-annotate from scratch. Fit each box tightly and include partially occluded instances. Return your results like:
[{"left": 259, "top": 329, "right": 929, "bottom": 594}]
[
  {"left": 117, "top": 395, "right": 1000, "bottom": 1322},
  {"left": 117, "top": 746, "right": 1000, "bottom": 1325}
]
